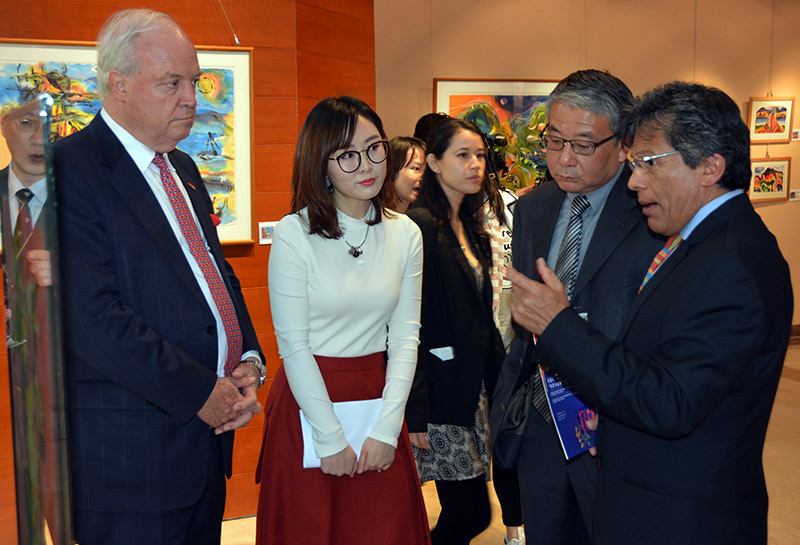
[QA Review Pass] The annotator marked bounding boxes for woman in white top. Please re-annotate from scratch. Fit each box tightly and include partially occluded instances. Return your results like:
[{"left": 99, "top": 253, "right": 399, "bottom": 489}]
[{"left": 255, "top": 96, "right": 431, "bottom": 545}]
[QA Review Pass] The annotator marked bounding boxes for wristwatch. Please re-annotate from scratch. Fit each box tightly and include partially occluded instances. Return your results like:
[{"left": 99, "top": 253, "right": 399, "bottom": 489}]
[{"left": 243, "top": 356, "right": 267, "bottom": 388}]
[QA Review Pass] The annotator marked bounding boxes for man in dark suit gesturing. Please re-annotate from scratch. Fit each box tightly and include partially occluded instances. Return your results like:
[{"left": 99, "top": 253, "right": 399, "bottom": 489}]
[
  {"left": 491, "top": 70, "right": 663, "bottom": 544},
  {"left": 54, "top": 9, "right": 264, "bottom": 545},
  {"left": 508, "top": 83, "right": 792, "bottom": 545}
]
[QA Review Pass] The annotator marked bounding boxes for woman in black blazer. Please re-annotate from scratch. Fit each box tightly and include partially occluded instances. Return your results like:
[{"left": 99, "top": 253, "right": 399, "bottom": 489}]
[{"left": 406, "top": 118, "right": 506, "bottom": 545}]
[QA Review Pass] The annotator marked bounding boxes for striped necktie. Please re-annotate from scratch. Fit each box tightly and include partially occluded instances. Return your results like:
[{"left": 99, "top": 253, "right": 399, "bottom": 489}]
[
  {"left": 532, "top": 194, "right": 590, "bottom": 424},
  {"left": 553, "top": 194, "right": 590, "bottom": 300},
  {"left": 639, "top": 234, "right": 683, "bottom": 293},
  {"left": 153, "top": 152, "right": 242, "bottom": 376}
]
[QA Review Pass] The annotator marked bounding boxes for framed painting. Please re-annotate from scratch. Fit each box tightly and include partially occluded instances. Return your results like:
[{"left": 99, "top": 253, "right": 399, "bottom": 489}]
[
  {"left": 747, "top": 97, "right": 795, "bottom": 144},
  {"left": 750, "top": 157, "right": 790, "bottom": 202},
  {"left": 0, "top": 39, "right": 254, "bottom": 244},
  {"left": 434, "top": 79, "right": 558, "bottom": 190}
]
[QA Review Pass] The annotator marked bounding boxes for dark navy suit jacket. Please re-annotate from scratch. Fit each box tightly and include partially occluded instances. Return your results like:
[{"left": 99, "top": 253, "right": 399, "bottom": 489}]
[
  {"left": 491, "top": 168, "right": 663, "bottom": 442},
  {"left": 537, "top": 194, "right": 792, "bottom": 544},
  {"left": 54, "top": 115, "right": 261, "bottom": 512}
]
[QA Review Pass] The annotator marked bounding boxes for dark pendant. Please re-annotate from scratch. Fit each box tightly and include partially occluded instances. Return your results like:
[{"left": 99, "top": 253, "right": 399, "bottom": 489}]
[{"left": 350, "top": 247, "right": 362, "bottom": 258}]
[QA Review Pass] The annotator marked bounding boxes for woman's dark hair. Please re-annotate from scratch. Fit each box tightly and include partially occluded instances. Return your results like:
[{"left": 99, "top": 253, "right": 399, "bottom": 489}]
[
  {"left": 290, "top": 96, "right": 393, "bottom": 238},
  {"left": 389, "top": 136, "right": 426, "bottom": 180},
  {"left": 412, "top": 118, "right": 490, "bottom": 247},
  {"left": 413, "top": 112, "right": 449, "bottom": 145}
]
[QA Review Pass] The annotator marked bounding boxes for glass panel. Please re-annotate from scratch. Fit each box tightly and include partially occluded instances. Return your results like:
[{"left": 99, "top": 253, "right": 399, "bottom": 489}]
[{"left": 1, "top": 94, "right": 71, "bottom": 545}]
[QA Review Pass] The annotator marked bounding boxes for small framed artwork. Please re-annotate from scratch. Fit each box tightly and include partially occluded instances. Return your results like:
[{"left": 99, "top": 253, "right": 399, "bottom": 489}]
[
  {"left": 750, "top": 157, "right": 790, "bottom": 202},
  {"left": 433, "top": 78, "right": 558, "bottom": 190},
  {"left": 747, "top": 97, "right": 795, "bottom": 144},
  {"left": 258, "top": 221, "right": 278, "bottom": 245}
]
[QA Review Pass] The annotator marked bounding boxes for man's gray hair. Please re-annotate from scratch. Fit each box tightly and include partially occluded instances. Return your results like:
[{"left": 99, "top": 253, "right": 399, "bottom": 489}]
[
  {"left": 96, "top": 9, "right": 178, "bottom": 98},
  {"left": 546, "top": 69, "right": 633, "bottom": 138}
]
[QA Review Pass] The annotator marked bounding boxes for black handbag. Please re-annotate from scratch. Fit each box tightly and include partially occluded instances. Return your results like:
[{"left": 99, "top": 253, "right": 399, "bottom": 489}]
[{"left": 492, "top": 341, "right": 535, "bottom": 469}]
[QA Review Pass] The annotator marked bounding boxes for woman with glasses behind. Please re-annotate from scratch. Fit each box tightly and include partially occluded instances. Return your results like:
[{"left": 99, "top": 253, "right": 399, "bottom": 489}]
[
  {"left": 406, "top": 117, "right": 506, "bottom": 544},
  {"left": 255, "top": 96, "right": 431, "bottom": 545}
]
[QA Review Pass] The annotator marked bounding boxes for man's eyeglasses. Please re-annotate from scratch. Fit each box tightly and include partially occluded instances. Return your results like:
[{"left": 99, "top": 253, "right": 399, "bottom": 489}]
[
  {"left": 541, "top": 126, "right": 617, "bottom": 156},
  {"left": 329, "top": 140, "right": 389, "bottom": 173},
  {"left": 626, "top": 150, "right": 681, "bottom": 171},
  {"left": 11, "top": 116, "right": 45, "bottom": 135}
]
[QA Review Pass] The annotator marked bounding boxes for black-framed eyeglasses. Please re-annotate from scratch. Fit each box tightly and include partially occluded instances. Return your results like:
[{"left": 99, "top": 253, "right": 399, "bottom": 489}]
[
  {"left": 541, "top": 125, "right": 617, "bottom": 156},
  {"left": 626, "top": 150, "right": 681, "bottom": 171},
  {"left": 329, "top": 140, "right": 389, "bottom": 173}
]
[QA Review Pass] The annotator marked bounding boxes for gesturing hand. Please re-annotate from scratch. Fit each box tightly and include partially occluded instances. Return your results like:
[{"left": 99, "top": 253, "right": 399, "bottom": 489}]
[{"left": 506, "top": 259, "right": 570, "bottom": 336}]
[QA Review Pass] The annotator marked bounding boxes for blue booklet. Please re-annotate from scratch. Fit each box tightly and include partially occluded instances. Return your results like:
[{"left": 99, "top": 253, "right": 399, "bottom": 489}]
[{"left": 539, "top": 366, "right": 596, "bottom": 459}]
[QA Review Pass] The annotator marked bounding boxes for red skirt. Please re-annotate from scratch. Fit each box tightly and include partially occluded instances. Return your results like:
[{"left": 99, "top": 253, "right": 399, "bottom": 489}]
[{"left": 255, "top": 353, "right": 432, "bottom": 545}]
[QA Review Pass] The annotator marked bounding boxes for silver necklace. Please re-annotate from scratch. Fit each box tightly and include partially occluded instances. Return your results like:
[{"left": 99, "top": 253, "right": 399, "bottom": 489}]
[{"left": 343, "top": 224, "right": 369, "bottom": 258}]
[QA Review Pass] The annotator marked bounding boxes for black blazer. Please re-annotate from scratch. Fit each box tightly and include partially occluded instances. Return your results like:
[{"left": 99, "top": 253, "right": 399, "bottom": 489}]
[
  {"left": 491, "top": 168, "right": 664, "bottom": 441},
  {"left": 54, "top": 115, "right": 262, "bottom": 512},
  {"left": 538, "top": 194, "right": 793, "bottom": 545},
  {"left": 405, "top": 206, "right": 505, "bottom": 433}
]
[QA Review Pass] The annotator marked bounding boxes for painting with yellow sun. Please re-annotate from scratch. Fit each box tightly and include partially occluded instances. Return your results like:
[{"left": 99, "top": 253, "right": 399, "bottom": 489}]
[{"left": 0, "top": 43, "right": 253, "bottom": 243}]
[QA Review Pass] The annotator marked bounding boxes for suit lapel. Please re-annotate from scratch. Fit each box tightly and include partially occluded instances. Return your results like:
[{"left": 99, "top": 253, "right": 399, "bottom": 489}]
[
  {"left": 446, "top": 225, "right": 489, "bottom": 309},
  {"left": 88, "top": 116, "right": 209, "bottom": 305},
  {"left": 524, "top": 182, "right": 563, "bottom": 280},
  {"left": 572, "top": 169, "right": 639, "bottom": 296},
  {"left": 0, "top": 168, "right": 11, "bottom": 260},
  {"left": 169, "top": 151, "right": 236, "bottom": 297},
  {"left": 618, "top": 193, "right": 752, "bottom": 334}
]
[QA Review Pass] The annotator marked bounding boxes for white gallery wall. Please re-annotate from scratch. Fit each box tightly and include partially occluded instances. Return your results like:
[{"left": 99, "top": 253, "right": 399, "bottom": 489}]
[{"left": 375, "top": 0, "right": 800, "bottom": 323}]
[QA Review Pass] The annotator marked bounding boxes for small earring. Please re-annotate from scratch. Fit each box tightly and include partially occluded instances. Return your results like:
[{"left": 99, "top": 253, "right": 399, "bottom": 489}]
[{"left": 325, "top": 176, "right": 333, "bottom": 193}]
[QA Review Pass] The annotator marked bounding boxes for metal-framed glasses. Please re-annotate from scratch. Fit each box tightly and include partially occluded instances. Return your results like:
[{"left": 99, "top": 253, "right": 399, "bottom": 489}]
[
  {"left": 541, "top": 126, "right": 617, "bottom": 156},
  {"left": 626, "top": 150, "right": 681, "bottom": 171},
  {"left": 329, "top": 140, "right": 389, "bottom": 173},
  {"left": 12, "top": 116, "right": 45, "bottom": 135}
]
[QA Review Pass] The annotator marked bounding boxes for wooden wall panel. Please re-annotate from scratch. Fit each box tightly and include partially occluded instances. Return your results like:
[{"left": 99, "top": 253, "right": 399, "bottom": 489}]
[
  {"left": 0, "top": 0, "right": 376, "bottom": 536},
  {"left": 299, "top": 0, "right": 374, "bottom": 23}
]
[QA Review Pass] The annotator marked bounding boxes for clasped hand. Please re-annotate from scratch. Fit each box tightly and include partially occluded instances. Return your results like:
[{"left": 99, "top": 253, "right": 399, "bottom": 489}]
[
  {"left": 197, "top": 364, "right": 263, "bottom": 433},
  {"left": 320, "top": 438, "right": 395, "bottom": 477}
]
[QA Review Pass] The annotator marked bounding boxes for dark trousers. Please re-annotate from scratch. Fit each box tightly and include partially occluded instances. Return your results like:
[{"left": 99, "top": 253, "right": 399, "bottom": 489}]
[
  {"left": 493, "top": 464, "right": 524, "bottom": 527},
  {"left": 431, "top": 475, "right": 491, "bottom": 545},
  {"left": 517, "top": 411, "right": 595, "bottom": 545},
  {"left": 73, "top": 433, "right": 226, "bottom": 545}
]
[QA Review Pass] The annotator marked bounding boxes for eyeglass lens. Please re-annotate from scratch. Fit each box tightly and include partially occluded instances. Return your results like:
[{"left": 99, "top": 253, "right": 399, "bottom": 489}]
[
  {"left": 542, "top": 135, "right": 597, "bottom": 156},
  {"left": 336, "top": 140, "right": 388, "bottom": 173}
]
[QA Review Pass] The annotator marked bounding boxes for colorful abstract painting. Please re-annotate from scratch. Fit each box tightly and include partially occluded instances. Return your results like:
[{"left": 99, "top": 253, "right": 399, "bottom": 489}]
[
  {"left": 750, "top": 157, "right": 791, "bottom": 202},
  {"left": 0, "top": 43, "right": 252, "bottom": 242},
  {"left": 435, "top": 80, "right": 557, "bottom": 190},
  {"left": 748, "top": 97, "right": 795, "bottom": 144}
]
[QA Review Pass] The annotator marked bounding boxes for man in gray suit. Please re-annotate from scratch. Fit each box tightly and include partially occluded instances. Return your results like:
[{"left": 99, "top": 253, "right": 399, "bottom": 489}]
[{"left": 491, "top": 69, "right": 663, "bottom": 544}]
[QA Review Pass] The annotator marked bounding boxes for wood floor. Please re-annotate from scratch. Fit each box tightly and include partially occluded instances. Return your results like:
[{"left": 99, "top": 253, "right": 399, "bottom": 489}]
[{"left": 221, "top": 342, "right": 800, "bottom": 545}]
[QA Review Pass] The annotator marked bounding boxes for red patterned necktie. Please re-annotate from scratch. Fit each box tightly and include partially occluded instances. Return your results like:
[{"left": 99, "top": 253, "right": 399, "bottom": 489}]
[
  {"left": 153, "top": 152, "right": 242, "bottom": 376},
  {"left": 639, "top": 233, "right": 683, "bottom": 293},
  {"left": 13, "top": 188, "right": 35, "bottom": 260}
]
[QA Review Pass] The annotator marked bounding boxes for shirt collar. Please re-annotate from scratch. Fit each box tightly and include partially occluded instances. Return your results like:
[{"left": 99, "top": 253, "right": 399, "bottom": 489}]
[
  {"left": 8, "top": 165, "right": 47, "bottom": 204},
  {"left": 680, "top": 189, "right": 744, "bottom": 240},
  {"left": 100, "top": 108, "right": 162, "bottom": 174},
  {"left": 565, "top": 162, "right": 622, "bottom": 209}
]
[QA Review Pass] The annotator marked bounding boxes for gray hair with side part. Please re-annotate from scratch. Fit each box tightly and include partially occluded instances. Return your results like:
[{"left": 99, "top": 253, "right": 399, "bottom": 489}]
[
  {"left": 96, "top": 9, "right": 178, "bottom": 98},
  {"left": 546, "top": 69, "right": 633, "bottom": 139}
]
